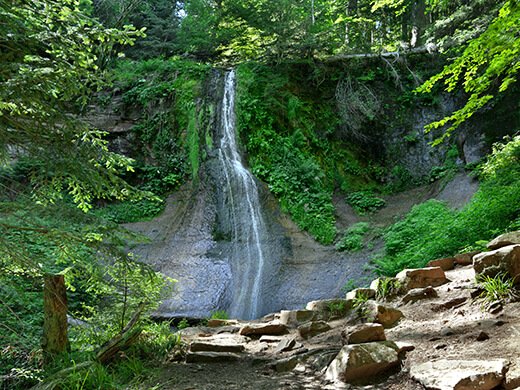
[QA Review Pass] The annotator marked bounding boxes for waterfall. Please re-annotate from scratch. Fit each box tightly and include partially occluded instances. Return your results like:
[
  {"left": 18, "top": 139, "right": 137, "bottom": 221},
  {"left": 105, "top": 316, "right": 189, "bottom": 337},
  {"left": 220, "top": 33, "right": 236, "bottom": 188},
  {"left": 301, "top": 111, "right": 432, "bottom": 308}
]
[{"left": 216, "top": 70, "right": 267, "bottom": 320}]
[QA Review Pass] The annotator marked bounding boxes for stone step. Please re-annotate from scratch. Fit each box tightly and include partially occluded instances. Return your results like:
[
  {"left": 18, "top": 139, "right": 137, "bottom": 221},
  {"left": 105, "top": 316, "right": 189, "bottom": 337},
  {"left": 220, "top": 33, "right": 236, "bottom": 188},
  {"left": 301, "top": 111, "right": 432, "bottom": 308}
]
[
  {"left": 185, "top": 351, "right": 242, "bottom": 363},
  {"left": 189, "top": 341, "right": 245, "bottom": 353}
]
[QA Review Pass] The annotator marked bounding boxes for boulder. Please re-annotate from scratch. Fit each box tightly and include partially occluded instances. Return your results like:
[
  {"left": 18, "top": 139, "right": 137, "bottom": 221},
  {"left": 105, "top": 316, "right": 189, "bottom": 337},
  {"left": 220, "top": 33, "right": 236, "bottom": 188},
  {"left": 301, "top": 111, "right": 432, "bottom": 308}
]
[
  {"left": 279, "top": 310, "right": 316, "bottom": 326},
  {"left": 487, "top": 231, "right": 520, "bottom": 250},
  {"left": 401, "top": 286, "right": 438, "bottom": 304},
  {"left": 410, "top": 359, "right": 508, "bottom": 390},
  {"left": 298, "top": 320, "right": 331, "bottom": 339},
  {"left": 427, "top": 257, "right": 455, "bottom": 271},
  {"left": 189, "top": 340, "right": 245, "bottom": 353},
  {"left": 343, "top": 323, "right": 386, "bottom": 344},
  {"left": 346, "top": 288, "right": 376, "bottom": 300},
  {"left": 325, "top": 341, "right": 400, "bottom": 383},
  {"left": 473, "top": 245, "right": 520, "bottom": 281},
  {"left": 185, "top": 351, "right": 242, "bottom": 363},
  {"left": 504, "top": 362, "right": 520, "bottom": 389},
  {"left": 365, "top": 301, "right": 403, "bottom": 328},
  {"left": 239, "top": 322, "right": 288, "bottom": 336},
  {"left": 396, "top": 267, "right": 448, "bottom": 290}
]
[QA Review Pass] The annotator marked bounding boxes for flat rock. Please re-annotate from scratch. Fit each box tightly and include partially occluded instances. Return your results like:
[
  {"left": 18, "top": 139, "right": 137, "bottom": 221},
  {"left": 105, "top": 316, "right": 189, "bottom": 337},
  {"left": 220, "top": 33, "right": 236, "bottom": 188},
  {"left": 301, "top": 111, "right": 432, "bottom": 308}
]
[
  {"left": 298, "top": 320, "right": 331, "bottom": 339},
  {"left": 185, "top": 351, "right": 242, "bottom": 363},
  {"left": 274, "top": 337, "right": 296, "bottom": 353},
  {"left": 239, "top": 322, "right": 288, "bottom": 336},
  {"left": 488, "top": 231, "right": 520, "bottom": 250},
  {"left": 473, "top": 244, "right": 520, "bottom": 281},
  {"left": 366, "top": 301, "right": 404, "bottom": 328},
  {"left": 427, "top": 257, "right": 455, "bottom": 271},
  {"left": 402, "top": 286, "right": 438, "bottom": 304},
  {"left": 346, "top": 288, "right": 376, "bottom": 300},
  {"left": 189, "top": 340, "right": 245, "bottom": 353},
  {"left": 325, "top": 341, "right": 400, "bottom": 383},
  {"left": 207, "top": 319, "right": 238, "bottom": 327},
  {"left": 396, "top": 267, "right": 448, "bottom": 290},
  {"left": 410, "top": 359, "right": 508, "bottom": 390},
  {"left": 259, "top": 335, "right": 283, "bottom": 343},
  {"left": 343, "top": 323, "right": 386, "bottom": 344},
  {"left": 279, "top": 309, "right": 316, "bottom": 326}
]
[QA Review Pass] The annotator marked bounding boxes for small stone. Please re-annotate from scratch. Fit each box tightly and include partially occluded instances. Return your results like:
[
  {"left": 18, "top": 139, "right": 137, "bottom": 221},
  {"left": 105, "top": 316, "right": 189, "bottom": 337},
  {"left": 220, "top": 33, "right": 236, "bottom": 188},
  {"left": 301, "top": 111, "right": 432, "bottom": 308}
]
[
  {"left": 401, "top": 286, "right": 438, "bottom": 304},
  {"left": 396, "top": 267, "right": 448, "bottom": 291},
  {"left": 275, "top": 337, "right": 296, "bottom": 353},
  {"left": 476, "top": 331, "right": 490, "bottom": 341},
  {"left": 259, "top": 335, "right": 283, "bottom": 343},
  {"left": 427, "top": 257, "right": 455, "bottom": 271},
  {"left": 454, "top": 251, "right": 480, "bottom": 266},
  {"left": 366, "top": 302, "right": 404, "bottom": 328},
  {"left": 298, "top": 320, "right": 331, "bottom": 339},
  {"left": 279, "top": 310, "right": 316, "bottom": 326},
  {"left": 239, "top": 322, "right": 288, "bottom": 336},
  {"left": 343, "top": 323, "right": 386, "bottom": 344}
]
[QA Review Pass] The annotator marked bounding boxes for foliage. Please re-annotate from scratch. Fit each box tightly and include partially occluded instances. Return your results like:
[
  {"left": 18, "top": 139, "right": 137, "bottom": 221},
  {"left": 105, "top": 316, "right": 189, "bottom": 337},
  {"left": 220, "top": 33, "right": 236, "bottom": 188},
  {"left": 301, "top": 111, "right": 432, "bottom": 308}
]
[
  {"left": 111, "top": 58, "right": 211, "bottom": 188},
  {"left": 0, "top": 0, "right": 144, "bottom": 212},
  {"left": 375, "top": 277, "right": 402, "bottom": 301},
  {"left": 374, "top": 136, "right": 520, "bottom": 276},
  {"left": 418, "top": 1, "right": 519, "bottom": 144},
  {"left": 352, "top": 292, "right": 370, "bottom": 320},
  {"left": 336, "top": 222, "right": 371, "bottom": 252},
  {"left": 177, "top": 318, "right": 190, "bottom": 330},
  {"left": 346, "top": 191, "right": 386, "bottom": 215},
  {"left": 209, "top": 310, "right": 229, "bottom": 320},
  {"left": 327, "top": 301, "right": 348, "bottom": 317},
  {"left": 94, "top": 199, "right": 164, "bottom": 223},
  {"left": 476, "top": 273, "right": 516, "bottom": 304}
]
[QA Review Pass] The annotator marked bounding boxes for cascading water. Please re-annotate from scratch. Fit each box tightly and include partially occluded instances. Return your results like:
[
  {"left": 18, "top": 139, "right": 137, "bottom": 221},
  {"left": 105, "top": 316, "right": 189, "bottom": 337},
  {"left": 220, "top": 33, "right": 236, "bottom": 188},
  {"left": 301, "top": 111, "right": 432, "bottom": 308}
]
[{"left": 216, "top": 70, "right": 267, "bottom": 320}]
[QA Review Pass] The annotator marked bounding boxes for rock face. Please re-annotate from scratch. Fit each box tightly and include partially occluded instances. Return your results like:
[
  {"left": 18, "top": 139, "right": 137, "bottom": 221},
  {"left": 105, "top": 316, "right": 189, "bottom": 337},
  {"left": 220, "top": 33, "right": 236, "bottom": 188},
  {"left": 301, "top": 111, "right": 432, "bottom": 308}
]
[
  {"left": 487, "top": 231, "right": 520, "bottom": 250},
  {"left": 473, "top": 245, "right": 520, "bottom": 281},
  {"left": 325, "top": 341, "right": 400, "bottom": 383},
  {"left": 396, "top": 267, "right": 448, "bottom": 290},
  {"left": 343, "top": 323, "right": 386, "bottom": 344},
  {"left": 410, "top": 359, "right": 508, "bottom": 390}
]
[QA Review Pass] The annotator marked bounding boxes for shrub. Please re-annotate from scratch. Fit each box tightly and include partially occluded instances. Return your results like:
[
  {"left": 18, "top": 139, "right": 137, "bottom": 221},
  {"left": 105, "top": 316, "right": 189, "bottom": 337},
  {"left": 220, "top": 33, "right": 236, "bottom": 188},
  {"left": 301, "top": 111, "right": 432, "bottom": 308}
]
[
  {"left": 346, "top": 191, "right": 386, "bottom": 214},
  {"left": 209, "top": 310, "right": 229, "bottom": 320},
  {"left": 476, "top": 273, "right": 516, "bottom": 304},
  {"left": 336, "top": 222, "right": 371, "bottom": 252}
]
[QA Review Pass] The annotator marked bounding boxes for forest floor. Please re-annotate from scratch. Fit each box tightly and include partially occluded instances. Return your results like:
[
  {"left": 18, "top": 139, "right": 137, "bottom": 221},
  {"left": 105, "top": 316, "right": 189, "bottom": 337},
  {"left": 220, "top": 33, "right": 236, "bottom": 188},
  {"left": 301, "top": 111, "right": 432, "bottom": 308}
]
[{"left": 142, "top": 264, "right": 520, "bottom": 389}]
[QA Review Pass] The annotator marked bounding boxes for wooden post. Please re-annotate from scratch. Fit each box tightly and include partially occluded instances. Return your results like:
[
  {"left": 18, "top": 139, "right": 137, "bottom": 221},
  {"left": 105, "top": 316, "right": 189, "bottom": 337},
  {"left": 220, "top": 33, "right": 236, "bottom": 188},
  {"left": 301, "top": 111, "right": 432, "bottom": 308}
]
[{"left": 42, "top": 274, "right": 69, "bottom": 364}]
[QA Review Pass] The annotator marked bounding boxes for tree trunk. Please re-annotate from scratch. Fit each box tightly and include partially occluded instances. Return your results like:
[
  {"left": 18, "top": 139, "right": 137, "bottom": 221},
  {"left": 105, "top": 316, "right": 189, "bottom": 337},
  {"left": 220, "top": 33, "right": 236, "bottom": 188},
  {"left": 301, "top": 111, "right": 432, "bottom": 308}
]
[{"left": 42, "top": 274, "right": 69, "bottom": 365}]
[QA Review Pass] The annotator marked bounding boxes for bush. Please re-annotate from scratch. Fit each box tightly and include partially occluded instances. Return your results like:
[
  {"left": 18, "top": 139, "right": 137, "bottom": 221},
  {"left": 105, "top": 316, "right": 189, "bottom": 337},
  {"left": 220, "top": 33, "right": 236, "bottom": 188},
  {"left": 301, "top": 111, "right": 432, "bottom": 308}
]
[
  {"left": 94, "top": 199, "right": 164, "bottom": 223},
  {"left": 336, "top": 222, "right": 371, "bottom": 252},
  {"left": 346, "top": 191, "right": 386, "bottom": 214}
]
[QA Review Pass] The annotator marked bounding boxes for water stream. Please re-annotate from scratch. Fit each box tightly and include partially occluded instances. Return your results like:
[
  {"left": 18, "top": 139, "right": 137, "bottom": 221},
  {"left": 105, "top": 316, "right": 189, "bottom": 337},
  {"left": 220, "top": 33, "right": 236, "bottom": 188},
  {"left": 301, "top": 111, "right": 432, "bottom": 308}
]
[{"left": 216, "top": 70, "right": 267, "bottom": 319}]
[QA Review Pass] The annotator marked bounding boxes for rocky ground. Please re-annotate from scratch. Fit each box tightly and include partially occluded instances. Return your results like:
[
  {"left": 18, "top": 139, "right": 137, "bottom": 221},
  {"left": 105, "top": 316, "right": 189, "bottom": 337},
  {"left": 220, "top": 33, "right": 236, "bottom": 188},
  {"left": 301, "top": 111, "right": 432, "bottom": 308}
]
[{"left": 141, "top": 232, "right": 520, "bottom": 390}]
